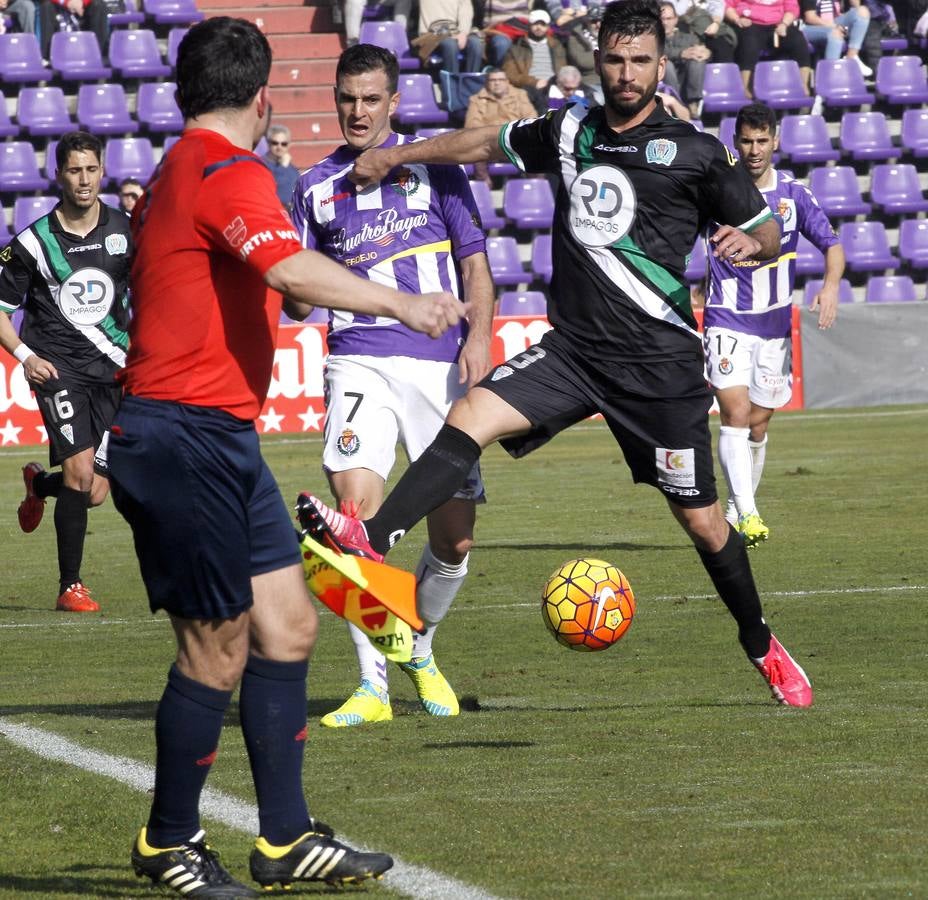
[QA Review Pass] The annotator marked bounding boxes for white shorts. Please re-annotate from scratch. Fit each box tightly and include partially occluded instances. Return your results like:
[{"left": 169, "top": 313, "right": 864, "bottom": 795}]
[
  {"left": 323, "top": 354, "right": 485, "bottom": 502},
  {"left": 703, "top": 327, "right": 793, "bottom": 409}
]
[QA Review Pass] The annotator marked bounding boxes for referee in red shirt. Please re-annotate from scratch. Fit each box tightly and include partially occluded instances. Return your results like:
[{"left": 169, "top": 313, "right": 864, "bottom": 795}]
[{"left": 109, "top": 17, "right": 465, "bottom": 896}]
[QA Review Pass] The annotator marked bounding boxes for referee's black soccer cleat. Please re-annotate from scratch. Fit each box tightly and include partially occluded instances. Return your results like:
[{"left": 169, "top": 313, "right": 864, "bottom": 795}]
[
  {"left": 249, "top": 820, "right": 394, "bottom": 888},
  {"left": 132, "top": 827, "right": 258, "bottom": 898}
]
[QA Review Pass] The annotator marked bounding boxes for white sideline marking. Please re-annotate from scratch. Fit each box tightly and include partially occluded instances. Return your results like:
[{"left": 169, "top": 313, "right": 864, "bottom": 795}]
[
  {"left": 0, "top": 719, "right": 503, "bottom": 900},
  {"left": 0, "top": 584, "right": 924, "bottom": 630}
]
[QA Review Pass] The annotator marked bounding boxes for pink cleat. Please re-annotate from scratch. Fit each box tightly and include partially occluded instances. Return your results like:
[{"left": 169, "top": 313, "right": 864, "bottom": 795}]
[
  {"left": 752, "top": 634, "right": 813, "bottom": 707},
  {"left": 295, "top": 493, "right": 384, "bottom": 563}
]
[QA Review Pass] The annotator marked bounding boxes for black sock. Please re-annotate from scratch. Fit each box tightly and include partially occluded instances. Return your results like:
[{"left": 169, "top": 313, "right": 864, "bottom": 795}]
[
  {"left": 366, "top": 424, "right": 482, "bottom": 555},
  {"left": 34, "top": 470, "right": 63, "bottom": 499},
  {"left": 696, "top": 525, "right": 771, "bottom": 659},
  {"left": 55, "top": 487, "right": 90, "bottom": 593}
]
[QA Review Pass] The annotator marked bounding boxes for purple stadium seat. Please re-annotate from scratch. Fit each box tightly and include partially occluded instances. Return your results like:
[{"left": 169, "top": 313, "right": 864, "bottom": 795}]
[
  {"left": 685, "top": 237, "right": 706, "bottom": 284},
  {"left": 100, "top": 192, "right": 120, "bottom": 208},
  {"left": 0, "top": 99, "right": 20, "bottom": 138},
  {"left": 13, "top": 196, "right": 58, "bottom": 233},
  {"left": 77, "top": 83, "right": 139, "bottom": 135},
  {"left": 880, "top": 35, "right": 910, "bottom": 53},
  {"left": 814, "top": 59, "right": 874, "bottom": 109},
  {"left": 803, "top": 278, "right": 856, "bottom": 305},
  {"left": 16, "top": 87, "right": 74, "bottom": 138},
  {"left": 108, "top": 29, "right": 172, "bottom": 79},
  {"left": 870, "top": 163, "right": 928, "bottom": 215},
  {"left": 778, "top": 114, "right": 840, "bottom": 165},
  {"left": 899, "top": 218, "right": 928, "bottom": 267},
  {"left": 0, "top": 142, "right": 50, "bottom": 192},
  {"left": 107, "top": 0, "right": 145, "bottom": 27},
  {"left": 41, "top": 139, "right": 60, "bottom": 181},
  {"left": 807, "top": 166, "right": 872, "bottom": 217},
  {"left": 717, "top": 117, "right": 736, "bottom": 154},
  {"left": 394, "top": 74, "right": 448, "bottom": 125},
  {"left": 900, "top": 109, "right": 928, "bottom": 159},
  {"left": 488, "top": 161, "right": 520, "bottom": 177},
  {"left": 104, "top": 136, "right": 156, "bottom": 184},
  {"left": 796, "top": 233, "right": 825, "bottom": 276},
  {"left": 468, "top": 179, "right": 505, "bottom": 230},
  {"left": 839, "top": 111, "right": 896, "bottom": 162},
  {"left": 0, "top": 33, "right": 52, "bottom": 84},
  {"left": 865, "top": 275, "right": 918, "bottom": 303},
  {"left": 0, "top": 201, "right": 11, "bottom": 241},
  {"left": 875, "top": 55, "right": 928, "bottom": 105},
  {"left": 839, "top": 221, "right": 899, "bottom": 272},
  {"left": 167, "top": 27, "right": 188, "bottom": 68},
  {"left": 418, "top": 127, "right": 453, "bottom": 139},
  {"left": 50, "top": 31, "right": 113, "bottom": 81},
  {"left": 503, "top": 177, "right": 555, "bottom": 230},
  {"left": 753, "top": 60, "right": 813, "bottom": 110},
  {"left": 531, "top": 233, "right": 552, "bottom": 284},
  {"left": 359, "top": 21, "right": 419, "bottom": 71},
  {"left": 136, "top": 81, "right": 182, "bottom": 133},
  {"left": 486, "top": 236, "right": 528, "bottom": 286},
  {"left": 702, "top": 63, "right": 749, "bottom": 114},
  {"left": 162, "top": 134, "right": 181, "bottom": 155},
  {"left": 142, "top": 0, "right": 204, "bottom": 25},
  {"left": 498, "top": 290, "right": 547, "bottom": 316}
]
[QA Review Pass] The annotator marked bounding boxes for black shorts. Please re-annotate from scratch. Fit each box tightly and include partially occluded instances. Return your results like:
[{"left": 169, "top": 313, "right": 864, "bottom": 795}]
[
  {"left": 484, "top": 329, "right": 718, "bottom": 507},
  {"left": 107, "top": 396, "right": 302, "bottom": 620},
  {"left": 32, "top": 376, "right": 122, "bottom": 474}
]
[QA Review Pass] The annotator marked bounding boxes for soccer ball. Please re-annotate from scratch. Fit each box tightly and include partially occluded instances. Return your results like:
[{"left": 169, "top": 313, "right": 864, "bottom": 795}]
[{"left": 541, "top": 558, "right": 635, "bottom": 651}]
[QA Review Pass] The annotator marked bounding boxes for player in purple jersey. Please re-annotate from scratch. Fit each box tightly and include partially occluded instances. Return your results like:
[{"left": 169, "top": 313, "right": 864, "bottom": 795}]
[
  {"left": 703, "top": 102, "right": 843, "bottom": 546},
  {"left": 288, "top": 44, "right": 495, "bottom": 727}
]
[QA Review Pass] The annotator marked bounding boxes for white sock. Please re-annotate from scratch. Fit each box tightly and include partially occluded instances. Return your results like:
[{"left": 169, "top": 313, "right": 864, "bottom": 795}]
[
  {"left": 718, "top": 425, "right": 756, "bottom": 517},
  {"left": 749, "top": 435, "right": 768, "bottom": 496},
  {"left": 412, "top": 544, "right": 468, "bottom": 660},
  {"left": 347, "top": 622, "right": 389, "bottom": 694}
]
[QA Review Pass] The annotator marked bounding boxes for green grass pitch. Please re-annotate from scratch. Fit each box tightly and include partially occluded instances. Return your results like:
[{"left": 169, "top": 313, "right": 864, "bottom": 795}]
[{"left": 1, "top": 405, "right": 926, "bottom": 898}]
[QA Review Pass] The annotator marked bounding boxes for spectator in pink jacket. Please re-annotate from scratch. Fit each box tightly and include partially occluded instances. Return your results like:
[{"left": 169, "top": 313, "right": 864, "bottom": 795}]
[{"left": 725, "top": 0, "right": 812, "bottom": 94}]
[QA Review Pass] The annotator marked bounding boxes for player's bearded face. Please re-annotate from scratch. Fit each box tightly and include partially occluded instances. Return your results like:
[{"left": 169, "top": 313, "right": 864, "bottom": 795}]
[
  {"left": 597, "top": 32, "right": 664, "bottom": 119},
  {"left": 56, "top": 150, "right": 103, "bottom": 213}
]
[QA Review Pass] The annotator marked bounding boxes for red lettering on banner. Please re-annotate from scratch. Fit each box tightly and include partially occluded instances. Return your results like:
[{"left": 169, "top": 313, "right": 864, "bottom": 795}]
[{"left": 0, "top": 312, "right": 804, "bottom": 445}]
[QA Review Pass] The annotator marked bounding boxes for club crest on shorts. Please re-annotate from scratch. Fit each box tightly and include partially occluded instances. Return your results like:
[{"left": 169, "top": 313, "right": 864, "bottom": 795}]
[
  {"left": 645, "top": 139, "right": 677, "bottom": 166},
  {"left": 336, "top": 428, "right": 360, "bottom": 457},
  {"left": 491, "top": 365, "right": 513, "bottom": 381},
  {"left": 60, "top": 424, "right": 75, "bottom": 445},
  {"left": 718, "top": 357, "right": 733, "bottom": 375}
]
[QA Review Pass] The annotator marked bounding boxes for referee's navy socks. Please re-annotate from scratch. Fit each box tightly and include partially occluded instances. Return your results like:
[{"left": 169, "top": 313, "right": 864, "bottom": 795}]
[
  {"left": 240, "top": 656, "right": 310, "bottom": 846},
  {"left": 55, "top": 487, "right": 89, "bottom": 592},
  {"left": 147, "top": 664, "right": 232, "bottom": 848},
  {"left": 696, "top": 524, "right": 771, "bottom": 659},
  {"left": 366, "top": 424, "right": 482, "bottom": 555}
]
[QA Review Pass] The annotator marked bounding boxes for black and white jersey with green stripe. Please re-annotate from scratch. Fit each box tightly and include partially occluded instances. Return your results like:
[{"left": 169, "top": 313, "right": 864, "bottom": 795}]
[
  {"left": 0, "top": 199, "right": 132, "bottom": 384},
  {"left": 499, "top": 101, "right": 773, "bottom": 362}
]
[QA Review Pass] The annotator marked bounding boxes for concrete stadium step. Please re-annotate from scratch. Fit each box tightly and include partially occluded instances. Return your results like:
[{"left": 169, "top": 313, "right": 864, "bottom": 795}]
[
  {"left": 270, "top": 58, "right": 337, "bottom": 86},
  {"left": 292, "top": 140, "right": 341, "bottom": 168},
  {"left": 268, "top": 85, "right": 335, "bottom": 113},
  {"left": 278, "top": 112, "right": 341, "bottom": 141},
  {"left": 268, "top": 32, "right": 342, "bottom": 60},
  {"left": 206, "top": 5, "right": 334, "bottom": 33}
]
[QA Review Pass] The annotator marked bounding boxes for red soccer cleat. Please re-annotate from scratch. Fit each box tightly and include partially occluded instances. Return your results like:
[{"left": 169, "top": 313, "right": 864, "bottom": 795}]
[
  {"left": 56, "top": 583, "right": 100, "bottom": 613},
  {"left": 295, "top": 492, "right": 384, "bottom": 563},
  {"left": 752, "top": 633, "right": 813, "bottom": 707},
  {"left": 18, "top": 462, "right": 46, "bottom": 533}
]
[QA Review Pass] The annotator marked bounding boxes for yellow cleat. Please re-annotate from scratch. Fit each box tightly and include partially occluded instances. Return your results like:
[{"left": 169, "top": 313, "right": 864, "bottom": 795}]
[
  {"left": 737, "top": 512, "right": 770, "bottom": 548},
  {"left": 398, "top": 654, "right": 459, "bottom": 717},
  {"left": 320, "top": 681, "right": 393, "bottom": 728}
]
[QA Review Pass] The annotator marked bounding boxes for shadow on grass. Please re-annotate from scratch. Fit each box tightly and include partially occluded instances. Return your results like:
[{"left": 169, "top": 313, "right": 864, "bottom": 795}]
[
  {"left": 0, "top": 869, "right": 134, "bottom": 898},
  {"left": 476, "top": 541, "right": 682, "bottom": 552}
]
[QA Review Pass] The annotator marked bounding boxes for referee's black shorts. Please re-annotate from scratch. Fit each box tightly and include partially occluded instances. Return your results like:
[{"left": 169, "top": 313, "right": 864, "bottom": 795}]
[{"left": 483, "top": 328, "right": 718, "bottom": 508}]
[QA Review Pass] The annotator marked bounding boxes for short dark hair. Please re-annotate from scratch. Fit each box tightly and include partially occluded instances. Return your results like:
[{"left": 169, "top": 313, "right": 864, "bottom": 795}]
[
  {"left": 55, "top": 131, "right": 103, "bottom": 170},
  {"left": 335, "top": 43, "right": 399, "bottom": 95},
  {"left": 175, "top": 17, "right": 272, "bottom": 120},
  {"left": 119, "top": 177, "right": 143, "bottom": 191},
  {"left": 599, "top": 0, "right": 665, "bottom": 56},
  {"left": 735, "top": 101, "right": 778, "bottom": 136}
]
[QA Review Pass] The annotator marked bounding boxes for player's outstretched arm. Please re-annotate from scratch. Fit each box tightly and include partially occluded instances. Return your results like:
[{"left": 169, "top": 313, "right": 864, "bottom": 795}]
[
  {"left": 266, "top": 249, "right": 466, "bottom": 339},
  {"left": 349, "top": 125, "right": 508, "bottom": 190},
  {"left": 710, "top": 217, "right": 781, "bottom": 262}
]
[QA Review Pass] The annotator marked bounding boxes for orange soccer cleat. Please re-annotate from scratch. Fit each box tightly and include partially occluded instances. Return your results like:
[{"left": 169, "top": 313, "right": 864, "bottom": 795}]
[{"left": 56, "top": 583, "right": 100, "bottom": 613}]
